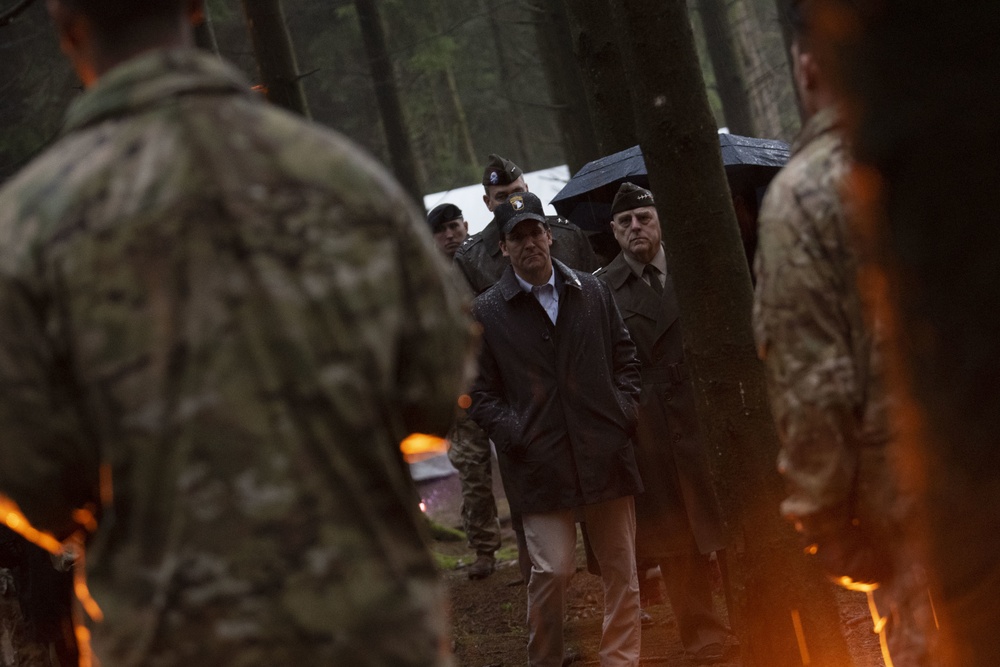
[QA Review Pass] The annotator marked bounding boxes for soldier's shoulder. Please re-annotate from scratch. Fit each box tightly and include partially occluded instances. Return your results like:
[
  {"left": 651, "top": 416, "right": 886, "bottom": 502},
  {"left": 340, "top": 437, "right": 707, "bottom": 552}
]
[
  {"left": 546, "top": 215, "right": 581, "bottom": 232},
  {"left": 592, "top": 264, "right": 610, "bottom": 279}
]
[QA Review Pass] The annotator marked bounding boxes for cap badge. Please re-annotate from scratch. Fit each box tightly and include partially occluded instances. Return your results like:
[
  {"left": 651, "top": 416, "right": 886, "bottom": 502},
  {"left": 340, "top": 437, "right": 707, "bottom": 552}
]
[
  {"left": 489, "top": 171, "right": 499, "bottom": 185},
  {"left": 511, "top": 196, "right": 524, "bottom": 211}
]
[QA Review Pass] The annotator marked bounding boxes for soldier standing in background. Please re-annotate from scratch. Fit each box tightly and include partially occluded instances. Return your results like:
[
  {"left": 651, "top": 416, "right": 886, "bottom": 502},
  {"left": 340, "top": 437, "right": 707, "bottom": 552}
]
[
  {"left": 427, "top": 204, "right": 502, "bottom": 579},
  {"left": 454, "top": 154, "right": 598, "bottom": 295},
  {"left": 596, "top": 183, "right": 730, "bottom": 665},
  {"left": 752, "top": 1, "right": 934, "bottom": 664},
  {"left": 0, "top": 1, "right": 470, "bottom": 665}
]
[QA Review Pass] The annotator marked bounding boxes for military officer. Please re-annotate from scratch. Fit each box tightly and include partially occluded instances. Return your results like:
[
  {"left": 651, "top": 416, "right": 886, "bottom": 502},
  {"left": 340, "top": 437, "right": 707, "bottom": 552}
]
[{"left": 595, "top": 183, "right": 730, "bottom": 664}]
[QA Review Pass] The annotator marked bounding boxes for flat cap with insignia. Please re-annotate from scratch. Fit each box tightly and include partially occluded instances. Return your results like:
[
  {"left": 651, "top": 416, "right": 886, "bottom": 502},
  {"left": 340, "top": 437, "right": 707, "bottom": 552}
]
[
  {"left": 495, "top": 191, "right": 546, "bottom": 236},
  {"left": 482, "top": 153, "right": 523, "bottom": 187},
  {"left": 426, "top": 202, "right": 463, "bottom": 232},
  {"left": 611, "top": 182, "right": 655, "bottom": 216}
]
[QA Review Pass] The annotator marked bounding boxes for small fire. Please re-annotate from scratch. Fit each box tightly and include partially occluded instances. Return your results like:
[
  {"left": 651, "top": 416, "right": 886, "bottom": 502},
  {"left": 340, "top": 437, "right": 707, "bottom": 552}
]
[{"left": 400, "top": 433, "right": 449, "bottom": 464}]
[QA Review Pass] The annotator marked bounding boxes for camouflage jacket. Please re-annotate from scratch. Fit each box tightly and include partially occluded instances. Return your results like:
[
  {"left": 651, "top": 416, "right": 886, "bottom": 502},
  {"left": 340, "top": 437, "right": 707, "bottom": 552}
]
[
  {"left": 752, "top": 108, "right": 891, "bottom": 521},
  {"left": 0, "top": 49, "right": 469, "bottom": 666},
  {"left": 453, "top": 214, "right": 598, "bottom": 294}
]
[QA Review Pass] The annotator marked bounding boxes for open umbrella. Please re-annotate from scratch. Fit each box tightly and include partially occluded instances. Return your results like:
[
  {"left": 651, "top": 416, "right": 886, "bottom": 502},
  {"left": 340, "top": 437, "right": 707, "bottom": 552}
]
[{"left": 550, "top": 134, "right": 790, "bottom": 231}]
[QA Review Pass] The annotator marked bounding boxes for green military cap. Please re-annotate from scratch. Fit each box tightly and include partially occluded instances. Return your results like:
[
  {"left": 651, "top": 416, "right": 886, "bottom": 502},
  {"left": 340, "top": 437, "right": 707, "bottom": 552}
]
[
  {"left": 611, "top": 182, "right": 655, "bottom": 216},
  {"left": 482, "top": 154, "right": 523, "bottom": 187}
]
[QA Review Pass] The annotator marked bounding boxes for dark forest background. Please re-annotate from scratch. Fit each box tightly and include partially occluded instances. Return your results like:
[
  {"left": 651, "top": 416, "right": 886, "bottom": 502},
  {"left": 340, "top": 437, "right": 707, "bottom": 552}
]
[{"left": 0, "top": 0, "right": 798, "bottom": 192}]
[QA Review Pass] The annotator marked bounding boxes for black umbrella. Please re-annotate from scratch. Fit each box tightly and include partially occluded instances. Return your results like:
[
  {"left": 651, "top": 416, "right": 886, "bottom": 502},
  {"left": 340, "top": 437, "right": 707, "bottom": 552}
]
[{"left": 550, "top": 134, "right": 791, "bottom": 231}]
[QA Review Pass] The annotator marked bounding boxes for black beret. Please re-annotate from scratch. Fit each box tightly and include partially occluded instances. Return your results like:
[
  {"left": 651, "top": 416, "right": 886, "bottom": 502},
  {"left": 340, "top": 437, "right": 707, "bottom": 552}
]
[
  {"left": 427, "top": 203, "right": 463, "bottom": 231},
  {"left": 611, "top": 182, "right": 655, "bottom": 216},
  {"left": 495, "top": 192, "right": 546, "bottom": 237},
  {"left": 482, "top": 154, "right": 523, "bottom": 187}
]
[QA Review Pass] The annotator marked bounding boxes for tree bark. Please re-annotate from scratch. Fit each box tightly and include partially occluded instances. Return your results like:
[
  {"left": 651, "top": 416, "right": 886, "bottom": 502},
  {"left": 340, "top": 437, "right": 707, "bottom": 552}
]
[
  {"left": 611, "top": 1, "right": 853, "bottom": 665},
  {"left": 562, "top": 0, "right": 636, "bottom": 156},
  {"left": 354, "top": 0, "right": 424, "bottom": 206},
  {"left": 817, "top": 1, "right": 1000, "bottom": 664},
  {"left": 429, "top": 4, "right": 477, "bottom": 173},
  {"left": 696, "top": 0, "right": 755, "bottom": 136},
  {"left": 530, "top": 0, "right": 600, "bottom": 174},
  {"left": 728, "top": 0, "right": 797, "bottom": 140},
  {"left": 241, "top": 0, "right": 310, "bottom": 117}
]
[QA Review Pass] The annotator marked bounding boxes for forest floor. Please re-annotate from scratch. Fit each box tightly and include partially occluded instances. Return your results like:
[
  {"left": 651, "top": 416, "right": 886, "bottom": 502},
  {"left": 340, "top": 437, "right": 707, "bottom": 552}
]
[{"left": 416, "top": 460, "right": 886, "bottom": 667}]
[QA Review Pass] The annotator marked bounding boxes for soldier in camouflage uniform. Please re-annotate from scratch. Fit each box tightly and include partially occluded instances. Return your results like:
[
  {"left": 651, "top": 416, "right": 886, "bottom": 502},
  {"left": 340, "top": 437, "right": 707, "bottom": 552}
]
[
  {"left": 426, "top": 204, "right": 502, "bottom": 579},
  {"left": 0, "top": 2, "right": 471, "bottom": 666},
  {"left": 752, "top": 2, "right": 934, "bottom": 664}
]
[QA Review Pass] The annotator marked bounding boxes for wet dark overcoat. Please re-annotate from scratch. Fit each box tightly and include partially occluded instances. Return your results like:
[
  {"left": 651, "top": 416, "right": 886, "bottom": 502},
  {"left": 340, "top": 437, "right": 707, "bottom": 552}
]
[
  {"left": 469, "top": 260, "right": 644, "bottom": 515},
  {"left": 596, "top": 251, "right": 726, "bottom": 557}
]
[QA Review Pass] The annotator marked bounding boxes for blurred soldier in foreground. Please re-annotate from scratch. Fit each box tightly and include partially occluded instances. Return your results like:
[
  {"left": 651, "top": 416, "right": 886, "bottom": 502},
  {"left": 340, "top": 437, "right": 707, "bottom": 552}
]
[
  {"left": 596, "top": 183, "right": 730, "bottom": 665},
  {"left": 426, "top": 204, "right": 501, "bottom": 579},
  {"left": 0, "top": 1, "right": 470, "bottom": 665},
  {"left": 454, "top": 154, "right": 598, "bottom": 295},
  {"left": 752, "top": 1, "right": 933, "bottom": 664},
  {"left": 469, "top": 192, "right": 643, "bottom": 667}
]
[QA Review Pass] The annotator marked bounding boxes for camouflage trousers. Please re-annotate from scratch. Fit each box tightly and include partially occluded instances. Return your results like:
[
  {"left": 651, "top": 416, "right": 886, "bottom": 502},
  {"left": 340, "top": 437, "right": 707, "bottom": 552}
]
[{"left": 447, "top": 411, "right": 501, "bottom": 556}]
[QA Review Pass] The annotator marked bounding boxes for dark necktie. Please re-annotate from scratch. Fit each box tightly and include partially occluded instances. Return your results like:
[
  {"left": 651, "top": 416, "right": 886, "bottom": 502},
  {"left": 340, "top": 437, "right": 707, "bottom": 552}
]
[{"left": 643, "top": 264, "right": 663, "bottom": 295}]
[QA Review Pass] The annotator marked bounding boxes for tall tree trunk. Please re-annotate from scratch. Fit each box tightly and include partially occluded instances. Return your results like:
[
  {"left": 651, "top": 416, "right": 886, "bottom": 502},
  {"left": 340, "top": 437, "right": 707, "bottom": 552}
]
[
  {"left": 562, "top": 0, "right": 636, "bottom": 156},
  {"left": 354, "top": 0, "right": 424, "bottom": 206},
  {"left": 728, "top": 0, "right": 797, "bottom": 140},
  {"left": 242, "top": 0, "right": 310, "bottom": 117},
  {"left": 819, "top": 1, "right": 1000, "bottom": 664},
  {"left": 696, "top": 0, "right": 755, "bottom": 136},
  {"left": 429, "top": 4, "right": 477, "bottom": 174},
  {"left": 530, "top": 0, "right": 600, "bottom": 174},
  {"left": 611, "top": 0, "right": 853, "bottom": 665},
  {"left": 482, "top": 0, "right": 533, "bottom": 169}
]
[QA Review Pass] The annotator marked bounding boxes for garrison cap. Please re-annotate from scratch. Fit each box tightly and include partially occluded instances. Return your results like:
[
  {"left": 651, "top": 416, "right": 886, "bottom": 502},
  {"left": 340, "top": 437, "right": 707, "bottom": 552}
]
[
  {"left": 495, "top": 192, "right": 546, "bottom": 237},
  {"left": 482, "top": 154, "right": 523, "bottom": 187},
  {"left": 426, "top": 203, "right": 463, "bottom": 232},
  {"left": 611, "top": 182, "right": 655, "bottom": 216}
]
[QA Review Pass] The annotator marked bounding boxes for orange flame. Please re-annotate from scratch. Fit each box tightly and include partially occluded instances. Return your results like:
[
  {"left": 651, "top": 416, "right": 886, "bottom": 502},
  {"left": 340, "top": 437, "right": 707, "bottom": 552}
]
[
  {"left": 400, "top": 433, "right": 449, "bottom": 463},
  {"left": 0, "top": 496, "right": 63, "bottom": 555}
]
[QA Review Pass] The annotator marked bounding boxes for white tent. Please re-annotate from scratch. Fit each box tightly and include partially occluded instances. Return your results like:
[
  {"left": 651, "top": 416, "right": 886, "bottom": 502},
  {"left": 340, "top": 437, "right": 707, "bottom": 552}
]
[{"left": 423, "top": 164, "right": 571, "bottom": 235}]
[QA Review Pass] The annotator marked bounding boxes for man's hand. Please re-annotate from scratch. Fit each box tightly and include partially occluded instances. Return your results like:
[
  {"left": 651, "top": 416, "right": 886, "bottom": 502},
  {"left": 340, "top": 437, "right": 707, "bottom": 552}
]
[{"left": 796, "top": 505, "right": 893, "bottom": 587}]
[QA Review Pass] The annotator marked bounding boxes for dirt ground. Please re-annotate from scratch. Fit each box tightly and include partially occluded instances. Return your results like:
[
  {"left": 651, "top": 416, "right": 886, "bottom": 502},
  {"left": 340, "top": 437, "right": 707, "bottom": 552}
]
[{"left": 416, "top": 461, "right": 886, "bottom": 667}]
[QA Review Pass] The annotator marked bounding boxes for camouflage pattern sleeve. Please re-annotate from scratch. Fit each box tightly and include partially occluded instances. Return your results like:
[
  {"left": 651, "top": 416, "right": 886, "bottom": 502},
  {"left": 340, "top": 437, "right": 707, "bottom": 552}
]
[
  {"left": 394, "top": 210, "right": 474, "bottom": 438},
  {"left": 0, "top": 247, "right": 102, "bottom": 538},
  {"left": 752, "top": 126, "right": 870, "bottom": 521}
]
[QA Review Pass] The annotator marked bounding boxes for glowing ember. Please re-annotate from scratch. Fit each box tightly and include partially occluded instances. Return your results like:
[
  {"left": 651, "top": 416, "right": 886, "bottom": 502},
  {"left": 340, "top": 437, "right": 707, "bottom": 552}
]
[
  {"left": 400, "top": 433, "right": 449, "bottom": 463},
  {"left": 419, "top": 501, "right": 427, "bottom": 513}
]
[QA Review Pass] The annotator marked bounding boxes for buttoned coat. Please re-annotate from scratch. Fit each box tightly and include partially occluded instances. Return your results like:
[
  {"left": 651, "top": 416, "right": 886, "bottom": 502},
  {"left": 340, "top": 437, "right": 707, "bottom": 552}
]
[
  {"left": 596, "top": 251, "right": 725, "bottom": 557},
  {"left": 469, "top": 260, "right": 643, "bottom": 515}
]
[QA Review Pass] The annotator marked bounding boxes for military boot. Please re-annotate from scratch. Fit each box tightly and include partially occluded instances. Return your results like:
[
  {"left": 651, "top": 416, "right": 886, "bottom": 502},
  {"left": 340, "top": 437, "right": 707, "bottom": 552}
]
[{"left": 467, "top": 553, "right": 496, "bottom": 580}]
